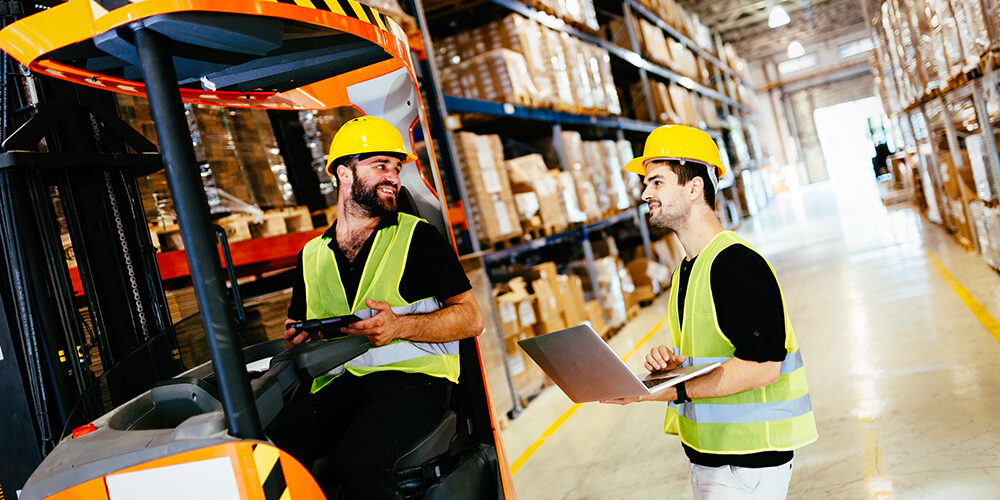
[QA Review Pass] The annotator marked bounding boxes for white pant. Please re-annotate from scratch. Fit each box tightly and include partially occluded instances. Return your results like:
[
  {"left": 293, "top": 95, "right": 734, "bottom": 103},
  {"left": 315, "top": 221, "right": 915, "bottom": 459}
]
[{"left": 690, "top": 461, "right": 793, "bottom": 500}]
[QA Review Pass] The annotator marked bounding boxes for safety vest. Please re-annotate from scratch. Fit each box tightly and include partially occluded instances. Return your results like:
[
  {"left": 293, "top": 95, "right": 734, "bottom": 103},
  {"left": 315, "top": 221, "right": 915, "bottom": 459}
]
[
  {"left": 301, "top": 212, "right": 460, "bottom": 393},
  {"left": 664, "top": 231, "right": 818, "bottom": 454}
]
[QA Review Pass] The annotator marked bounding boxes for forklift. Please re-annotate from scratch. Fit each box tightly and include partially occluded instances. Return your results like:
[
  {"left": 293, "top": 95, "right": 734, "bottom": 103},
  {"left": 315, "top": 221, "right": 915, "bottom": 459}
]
[{"left": 0, "top": 0, "right": 514, "bottom": 497}]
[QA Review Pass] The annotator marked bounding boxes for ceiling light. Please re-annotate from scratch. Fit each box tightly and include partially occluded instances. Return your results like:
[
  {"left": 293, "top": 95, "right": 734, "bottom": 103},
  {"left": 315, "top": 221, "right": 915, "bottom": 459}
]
[
  {"left": 787, "top": 41, "right": 805, "bottom": 58},
  {"left": 768, "top": 6, "right": 790, "bottom": 28}
]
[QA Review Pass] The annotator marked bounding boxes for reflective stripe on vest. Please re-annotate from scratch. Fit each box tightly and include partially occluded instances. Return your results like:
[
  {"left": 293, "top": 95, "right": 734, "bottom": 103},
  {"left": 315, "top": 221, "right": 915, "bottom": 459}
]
[
  {"left": 674, "top": 348, "right": 805, "bottom": 375},
  {"left": 670, "top": 393, "right": 813, "bottom": 425},
  {"left": 664, "top": 230, "right": 818, "bottom": 454},
  {"left": 302, "top": 214, "right": 460, "bottom": 393}
]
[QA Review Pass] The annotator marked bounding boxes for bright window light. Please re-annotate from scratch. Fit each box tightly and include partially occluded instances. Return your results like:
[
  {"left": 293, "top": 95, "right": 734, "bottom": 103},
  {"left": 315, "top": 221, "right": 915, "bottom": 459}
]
[
  {"left": 778, "top": 54, "right": 818, "bottom": 75},
  {"left": 787, "top": 40, "right": 805, "bottom": 58},
  {"left": 839, "top": 38, "right": 874, "bottom": 58},
  {"left": 768, "top": 6, "right": 790, "bottom": 28}
]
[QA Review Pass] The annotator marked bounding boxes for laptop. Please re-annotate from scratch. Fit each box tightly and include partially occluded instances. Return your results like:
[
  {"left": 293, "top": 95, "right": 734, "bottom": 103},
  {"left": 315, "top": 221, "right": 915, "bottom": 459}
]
[{"left": 517, "top": 324, "right": 721, "bottom": 403}]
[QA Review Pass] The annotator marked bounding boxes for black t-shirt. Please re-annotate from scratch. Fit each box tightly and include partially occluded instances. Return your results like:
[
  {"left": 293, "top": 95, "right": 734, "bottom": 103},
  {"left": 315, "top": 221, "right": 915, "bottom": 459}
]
[
  {"left": 676, "top": 244, "right": 793, "bottom": 468},
  {"left": 287, "top": 216, "right": 472, "bottom": 319}
]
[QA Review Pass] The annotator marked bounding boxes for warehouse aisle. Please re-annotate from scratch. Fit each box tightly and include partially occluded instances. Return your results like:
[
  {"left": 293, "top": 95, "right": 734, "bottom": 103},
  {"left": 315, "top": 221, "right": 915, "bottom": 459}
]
[{"left": 502, "top": 179, "right": 1000, "bottom": 499}]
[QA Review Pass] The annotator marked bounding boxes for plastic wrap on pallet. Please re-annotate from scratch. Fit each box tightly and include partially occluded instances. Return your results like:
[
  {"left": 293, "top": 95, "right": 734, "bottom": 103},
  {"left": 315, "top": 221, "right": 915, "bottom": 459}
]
[
  {"left": 583, "top": 141, "right": 613, "bottom": 214},
  {"left": 561, "top": 34, "right": 596, "bottom": 111},
  {"left": 543, "top": 27, "right": 578, "bottom": 111},
  {"left": 601, "top": 140, "right": 631, "bottom": 210},
  {"left": 952, "top": 0, "right": 989, "bottom": 66},
  {"left": 554, "top": 171, "right": 588, "bottom": 223},
  {"left": 583, "top": 43, "right": 608, "bottom": 114},
  {"left": 593, "top": 256, "right": 627, "bottom": 328},
  {"left": 596, "top": 47, "right": 621, "bottom": 115},
  {"left": 616, "top": 139, "right": 642, "bottom": 201}
]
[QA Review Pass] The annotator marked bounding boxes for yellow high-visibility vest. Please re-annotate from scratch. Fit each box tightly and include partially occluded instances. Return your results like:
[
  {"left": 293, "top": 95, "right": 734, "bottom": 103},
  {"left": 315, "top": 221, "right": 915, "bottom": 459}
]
[
  {"left": 302, "top": 212, "right": 460, "bottom": 393},
  {"left": 665, "top": 231, "right": 818, "bottom": 454}
]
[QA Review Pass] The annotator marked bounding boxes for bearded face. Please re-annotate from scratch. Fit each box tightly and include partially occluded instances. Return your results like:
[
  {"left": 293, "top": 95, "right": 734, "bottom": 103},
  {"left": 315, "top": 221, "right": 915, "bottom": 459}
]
[
  {"left": 341, "top": 154, "right": 402, "bottom": 217},
  {"left": 351, "top": 171, "right": 397, "bottom": 217}
]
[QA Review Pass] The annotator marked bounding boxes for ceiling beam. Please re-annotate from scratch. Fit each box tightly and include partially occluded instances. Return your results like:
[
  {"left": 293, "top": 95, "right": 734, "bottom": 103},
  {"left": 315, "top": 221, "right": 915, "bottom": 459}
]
[{"left": 721, "top": 0, "right": 863, "bottom": 43}]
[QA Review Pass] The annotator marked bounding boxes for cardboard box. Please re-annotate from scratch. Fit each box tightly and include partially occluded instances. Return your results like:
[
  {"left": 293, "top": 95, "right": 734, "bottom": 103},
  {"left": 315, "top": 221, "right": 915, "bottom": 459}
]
[
  {"left": 506, "top": 154, "right": 568, "bottom": 231},
  {"left": 585, "top": 300, "right": 608, "bottom": 337},
  {"left": 557, "top": 273, "right": 588, "bottom": 326},
  {"left": 454, "top": 132, "right": 522, "bottom": 244},
  {"left": 461, "top": 254, "right": 515, "bottom": 419}
]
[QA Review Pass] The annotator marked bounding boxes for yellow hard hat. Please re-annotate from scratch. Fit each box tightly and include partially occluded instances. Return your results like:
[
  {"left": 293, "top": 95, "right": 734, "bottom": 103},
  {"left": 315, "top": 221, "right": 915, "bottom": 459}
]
[
  {"left": 623, "top": 124, "right": 725, "bottom": 179},
  {"left": 325, "top": 116, "right": 418, "bottom": 174}
]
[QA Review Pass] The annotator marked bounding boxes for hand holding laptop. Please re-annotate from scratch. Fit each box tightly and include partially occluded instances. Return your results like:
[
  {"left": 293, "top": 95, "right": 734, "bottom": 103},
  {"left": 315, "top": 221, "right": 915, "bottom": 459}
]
[
  {"left": 603, "top": 345, "right": 691, "bottom": 405},
  {"left": 517, "top": 325, "right": 720, "bottom": 403}
]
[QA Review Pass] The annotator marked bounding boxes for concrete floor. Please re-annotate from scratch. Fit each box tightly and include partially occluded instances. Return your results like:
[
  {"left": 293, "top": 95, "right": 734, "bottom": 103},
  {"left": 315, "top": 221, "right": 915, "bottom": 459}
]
[{"left": 500, "top": 180, "right": 1000, "bottom": 499}]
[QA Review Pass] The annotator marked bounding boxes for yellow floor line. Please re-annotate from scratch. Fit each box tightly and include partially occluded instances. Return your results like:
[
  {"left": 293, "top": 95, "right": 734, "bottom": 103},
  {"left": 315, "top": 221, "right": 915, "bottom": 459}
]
[
  {"left": 927, "top": 250, "right": 1000, "bottom": 343},
  {"left": 510, "top": 317, "right": 667, "bottom": 475}
]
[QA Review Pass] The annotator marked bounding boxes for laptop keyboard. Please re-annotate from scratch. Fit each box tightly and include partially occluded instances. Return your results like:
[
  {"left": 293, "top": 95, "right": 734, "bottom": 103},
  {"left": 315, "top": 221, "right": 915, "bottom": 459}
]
[{"left": 642, "top": 377, "right": 674, "bottom": 389}]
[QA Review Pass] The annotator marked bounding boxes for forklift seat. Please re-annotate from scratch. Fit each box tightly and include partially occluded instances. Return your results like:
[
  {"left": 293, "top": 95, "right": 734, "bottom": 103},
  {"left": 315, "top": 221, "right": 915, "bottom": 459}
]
[{"left": 393, "top": 411, "right": 457, "bottom": 470}]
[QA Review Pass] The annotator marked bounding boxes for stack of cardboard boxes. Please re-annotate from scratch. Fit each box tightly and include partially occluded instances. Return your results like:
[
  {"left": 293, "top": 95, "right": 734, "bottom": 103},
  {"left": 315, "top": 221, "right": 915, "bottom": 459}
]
[
  {"left": 494, "top": 262, "right": 597, "bottom": 403},
  {"left": 532, "top": 0, "right": 599, "bottom": 32},
  {"left": 560, "top": 132, "right": 636, "bottom": 222},
  {"left": 453, "top": 132, "right": 523, "bottom": 245},
  {"left": 435, "top": 13, "right": 620, "bottom": 115},
  {"left": 439, "top": 49, "right": 540, "bottom": 107},
  {"left": 505, "top": 154, "right": 570, "bottom": 234}
]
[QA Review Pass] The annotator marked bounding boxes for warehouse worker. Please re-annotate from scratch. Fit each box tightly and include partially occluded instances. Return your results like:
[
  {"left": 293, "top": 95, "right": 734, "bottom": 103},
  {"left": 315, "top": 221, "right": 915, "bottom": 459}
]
[
  {"left": 604, "top": 125, "right": 817, "bottom": 499},
  {"left": 268, "top": 116, "right": 484, "bottom": 498}
]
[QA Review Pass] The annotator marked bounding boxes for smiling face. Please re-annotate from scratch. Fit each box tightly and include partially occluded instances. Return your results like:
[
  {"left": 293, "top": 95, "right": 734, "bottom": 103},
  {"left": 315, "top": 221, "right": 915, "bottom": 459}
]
[
  {"left": 641, "top": 161, "right": 693, "bottom": 231},
  {"left": 338, "top": 154, "right": 403, "bottom": 217}
]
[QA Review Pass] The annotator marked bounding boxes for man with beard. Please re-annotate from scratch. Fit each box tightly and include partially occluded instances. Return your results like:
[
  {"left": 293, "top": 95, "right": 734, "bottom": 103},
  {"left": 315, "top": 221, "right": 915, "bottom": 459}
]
[
  {"left": 604, "top": 125, "right": 817, "bottom": 499},
  {"left": 269, "top": 116, "right": 483, "bottom": 498}
]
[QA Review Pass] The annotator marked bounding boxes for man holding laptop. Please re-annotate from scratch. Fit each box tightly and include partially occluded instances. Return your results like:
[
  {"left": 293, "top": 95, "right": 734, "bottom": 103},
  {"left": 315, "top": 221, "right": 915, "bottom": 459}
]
[{"left": 604, "top": 125, "right": 818, "bottom": 499}]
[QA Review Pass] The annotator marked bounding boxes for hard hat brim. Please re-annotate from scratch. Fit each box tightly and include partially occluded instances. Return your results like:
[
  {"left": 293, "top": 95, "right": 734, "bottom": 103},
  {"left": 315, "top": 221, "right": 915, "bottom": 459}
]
[
  {"left": 325, "top": 150, "right": 419, "bottom": 175},
  {"left": 623, "top": 156, "right": 726, "bottom": 179}
]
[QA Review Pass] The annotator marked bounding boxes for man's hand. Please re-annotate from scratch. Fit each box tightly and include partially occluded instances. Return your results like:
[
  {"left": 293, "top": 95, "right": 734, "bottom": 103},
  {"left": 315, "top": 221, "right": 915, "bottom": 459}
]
[
  {"left": 284, "top": 318, "right": 313, "bottom": 346},
  {"left": 340, "top": 299, "right": 407, "bottom": 346},
  {"left": 601, "top": 386, "right": 677, "bottom": 405},
  {"left": 645, "top": 345, "right": 686, "bottom": 372}
]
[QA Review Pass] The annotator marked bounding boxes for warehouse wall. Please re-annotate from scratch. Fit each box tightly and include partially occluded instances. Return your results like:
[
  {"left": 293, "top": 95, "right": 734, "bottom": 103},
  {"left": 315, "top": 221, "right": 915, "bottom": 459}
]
[
  {"left": 785, "top": 71, "right": 876, "bottom": 184},
  {"left": 747, "top": 29, "right": 876, "bottom": 185}
]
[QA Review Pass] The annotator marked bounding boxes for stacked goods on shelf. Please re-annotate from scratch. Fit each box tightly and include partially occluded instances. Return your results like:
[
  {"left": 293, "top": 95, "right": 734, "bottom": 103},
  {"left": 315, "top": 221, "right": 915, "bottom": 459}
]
[
  {"left": 968, "top": 201, "right": 1000, "bottom": 269},
  {"left": 616, "top": 139, "right": 643, "bottom": 201},
  {"left": 869, "top": 0, "right": 990, "bottom": 113},
  {"left": 242, "top": 288, "right": 294, "bottom": 345},
  {"left": 434, "top": 13, "right": 620, "bottom": 115},
  {"left": 505, "top": 154, "right": 570, "bottom": 234},
  {"left": 191, "top": 106, "right": 290, "bottom": 211},
  {"left": 439, "top": 49, "right": 540, "bottom": 107},
  {"left": 118, "top": 94, "right": 298, "bottom": 238},
  {"left": 627, "top": 256, "right": 671, "bottom": 303},
  {"left": 118, "top": 93, "right": 173, "bottom": 228},
  {"left": 636, "top": 0, "right": 699, "bottom": 40},
  {"left": 299, "top": 107, "right": 364, "bottom": 207},
  {"left": 453, "top": 131, "right": 523, "bottom": 245},
  {"left": 532, "top": 0, "right": 599, "bottom": 32},
  {"left": 461, "top": 255, "right": 515, "bottom": 423},
  {"left": 560, "top": 131, "right": 603, "bottom": 221},
  {"left": 494, "top": 277, "right": 546, "bottom": 401},
  {"left": 593, "top": 255, "right": 628, "bottom": 328}
]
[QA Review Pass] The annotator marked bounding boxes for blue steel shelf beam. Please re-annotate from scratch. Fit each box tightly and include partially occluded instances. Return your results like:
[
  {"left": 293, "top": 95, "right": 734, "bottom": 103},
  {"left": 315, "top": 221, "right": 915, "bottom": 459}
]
[
  {"left": 444, "top": 95, "right": 724, "bottom": 137},
  {"left": 482, "top": 207, "right": 646, "bottom": 265}
]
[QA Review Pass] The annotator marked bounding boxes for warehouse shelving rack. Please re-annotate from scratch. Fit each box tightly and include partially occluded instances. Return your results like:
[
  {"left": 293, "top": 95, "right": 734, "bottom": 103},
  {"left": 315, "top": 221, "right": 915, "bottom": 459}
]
[
  {"left": 404, "top": 0, "right": 768, "bottom": 415},
  {"left": 413, "top": 0, "right": 763, "bottom": 254}
]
